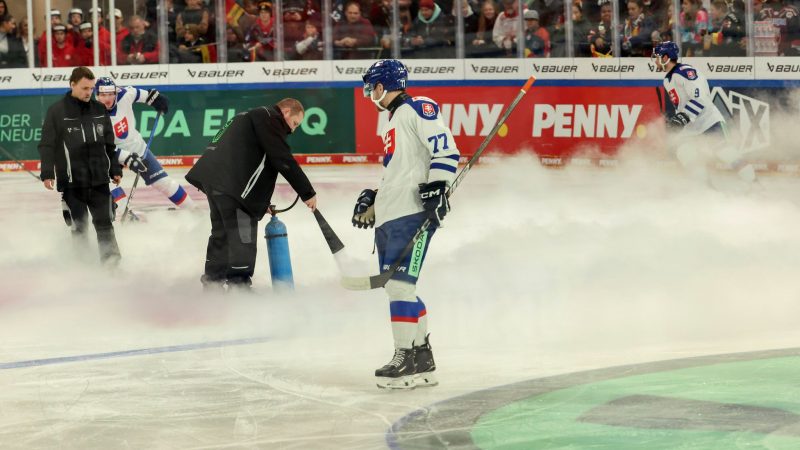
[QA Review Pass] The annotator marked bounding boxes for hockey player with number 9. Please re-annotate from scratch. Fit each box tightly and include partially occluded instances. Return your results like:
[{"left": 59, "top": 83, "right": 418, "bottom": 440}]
[
  {"left": 353, "top": 59, "right": 460, "bottom": 389},
  {"left": 652, "top": 41, "right": 757, "bottom": 185},
  {"left": 94, "top": 77, "right": 195, "bottom": 212}
]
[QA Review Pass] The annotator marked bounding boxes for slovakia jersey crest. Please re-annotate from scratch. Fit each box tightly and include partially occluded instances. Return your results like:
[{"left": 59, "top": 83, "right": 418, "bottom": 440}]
[
  {"left": 410, "top": 96, "right": 439, "bottom": 120},
  {"left": 685, "top": 70, "right": 697, "bottom": 80},
  {"left": 113, "top": 117, "right": 130, "bottom": 139}
]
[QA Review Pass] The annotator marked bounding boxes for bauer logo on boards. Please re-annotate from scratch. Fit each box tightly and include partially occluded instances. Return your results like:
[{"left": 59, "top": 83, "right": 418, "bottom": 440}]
[
  {"left": 405, "top": 64, "right": 455, "bottom": 75},
  {"left": 32, "top": 73, "right": 70, "bottom": 82},
  {"left": 470, "top": 64, "right": 518, "bottom": 74},
  {"left": 334, "top": 65, "right": 366, "bottom": 75},
  {"left": 531, "top": 63, "right": 577, "bottom": 73},
  {"left": 261, "top": 67, "right": 318, "bottom": 77},
  {"left": 591, "top": 63, "right": 634, "bottom": 73},
  {"left": 109, "top": 71, "right": 168, "bottom": 80},
  {"left": 706, "top": 63, "right": 752, "bottom": 73},
  {"left": 766, "top": 62, "right": 800, "bottom": 72},
  {"left": 187, "top": 69, "right": 245, "bottom": 78}
]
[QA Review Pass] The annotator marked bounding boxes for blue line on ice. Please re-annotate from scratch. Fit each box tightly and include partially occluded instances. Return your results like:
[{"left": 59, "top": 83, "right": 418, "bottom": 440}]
[{"left": 0, "top": 336, "right": 272, "bottom": 370}]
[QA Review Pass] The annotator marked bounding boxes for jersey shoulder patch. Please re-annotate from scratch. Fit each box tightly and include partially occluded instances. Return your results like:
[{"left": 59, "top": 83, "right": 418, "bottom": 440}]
[
  {"left": 675, "top": 64, "right": 698, "bottom": 80},
  {"left": 406, "top": 96, "right": 440, "bottom": 120}
]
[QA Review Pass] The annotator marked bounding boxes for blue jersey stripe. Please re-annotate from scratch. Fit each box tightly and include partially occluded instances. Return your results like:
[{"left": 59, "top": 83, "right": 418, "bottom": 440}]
[
  {"left": 689, "top": 99, "right": 704, "bottom": 110},
  {"left": 433, "top": 154, "right": 460, "bottom": 162},
  {"left": 685, "top": 105, "right": 700, "bottom": 116},
  {"left": 430, "top": 162, "right": 457, "bottom": 173}
]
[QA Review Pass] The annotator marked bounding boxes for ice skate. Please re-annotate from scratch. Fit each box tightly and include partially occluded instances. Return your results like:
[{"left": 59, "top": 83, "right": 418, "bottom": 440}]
[
  {"left": 413, "top": 335, "right": 438, "bottom": 387},
  {"left": 375, "top": 348, "right": 416, "bottom": 389}
]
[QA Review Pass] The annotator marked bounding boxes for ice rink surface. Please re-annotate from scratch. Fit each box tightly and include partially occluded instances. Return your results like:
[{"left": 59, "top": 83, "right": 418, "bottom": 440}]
[{"left": 3, "top": 156, "right": 800, "bottom": 449}]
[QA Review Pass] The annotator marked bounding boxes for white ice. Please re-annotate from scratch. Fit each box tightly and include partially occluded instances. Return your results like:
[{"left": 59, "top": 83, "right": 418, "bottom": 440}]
[{"left": 2, "top": 156, "right": 800, "bottom": 449}]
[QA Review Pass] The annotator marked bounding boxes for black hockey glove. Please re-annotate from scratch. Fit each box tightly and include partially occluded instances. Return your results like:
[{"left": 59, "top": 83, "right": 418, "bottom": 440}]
[
  {"left": 419, "top": 180, "right": 450, "bottom": 227},
  {"left": 146, "top": 89, "right": 169, "bottom": 115},
  {"left": 352, "top": 189, "right": 376, "bottom": 229},
  {"left": 124, "top": 153, "right": 148, "bottom": 174},
  {"left": 668, "top": 112, "right": 690, "bottom": 128}
]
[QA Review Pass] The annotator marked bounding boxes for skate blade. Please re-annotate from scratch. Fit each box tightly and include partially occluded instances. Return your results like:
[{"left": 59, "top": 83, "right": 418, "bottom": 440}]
[
  {"left": 376, "top": 375, "right": 415, "bottom": 390},
  {"left": 413, "top": 372, "right": 438, "bottom": 387}
]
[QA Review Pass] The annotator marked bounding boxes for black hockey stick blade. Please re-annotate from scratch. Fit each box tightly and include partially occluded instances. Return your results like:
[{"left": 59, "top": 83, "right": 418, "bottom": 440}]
[{"left": 313, "top": 209, "right": 345, "bottom": 254}]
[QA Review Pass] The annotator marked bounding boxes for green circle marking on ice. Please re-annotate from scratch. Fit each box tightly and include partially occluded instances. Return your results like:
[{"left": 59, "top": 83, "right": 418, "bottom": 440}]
[{"left": 388, "top": 348, "right": 800, "bottom": 450}]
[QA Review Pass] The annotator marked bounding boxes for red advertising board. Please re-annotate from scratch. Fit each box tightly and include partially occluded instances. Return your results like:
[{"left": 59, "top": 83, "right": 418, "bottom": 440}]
[{"left": 354, "top": 86, "right": 664, "bottom": 158}]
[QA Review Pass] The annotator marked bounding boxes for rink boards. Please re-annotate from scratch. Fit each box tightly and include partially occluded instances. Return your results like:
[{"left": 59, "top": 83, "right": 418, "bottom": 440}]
[{"left": 2, "top": 58, "right": 800, "bottom": 171}]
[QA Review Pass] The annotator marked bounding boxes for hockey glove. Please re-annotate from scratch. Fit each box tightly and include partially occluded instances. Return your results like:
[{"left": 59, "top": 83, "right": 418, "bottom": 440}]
[
  {"left": 419, "top": 180, "right": 450, "bottom": 227},
  {"left": 352, "top": 189, "right": 376, "bottom": 229},
  {"left": 124, "top": 153, "right": 148, "bottom": 174},
  {"left": 146, "top": 89, "right": 169, "bottom": 115},
  {"left": 668, "top": 112, "right": 690, "bottom": 128}
]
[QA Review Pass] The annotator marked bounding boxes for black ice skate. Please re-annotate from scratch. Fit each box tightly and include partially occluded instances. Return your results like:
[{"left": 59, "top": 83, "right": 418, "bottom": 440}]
[
  {"left": 413, "top": 335, "right": 438, "bottom": 387},
  {"left": 375, "top": 348, "right": 416, "bottom": 389}
]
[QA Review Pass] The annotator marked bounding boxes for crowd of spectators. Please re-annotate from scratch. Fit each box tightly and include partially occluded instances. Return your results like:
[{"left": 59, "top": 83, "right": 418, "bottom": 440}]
[{"left": 2, "top": 0, "right": 800, "bottom": 67}]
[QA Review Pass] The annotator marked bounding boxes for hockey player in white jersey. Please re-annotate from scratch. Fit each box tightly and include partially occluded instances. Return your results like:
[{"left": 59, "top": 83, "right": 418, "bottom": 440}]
[
  {"left": 94, "top": 77, "right": 195, "bottom": 211},
  {"left": 652, "top": 41, "right": 757, "bottom": 185},
  {"left": 353, "top": 59, "right": 460, "bottom": 389}
]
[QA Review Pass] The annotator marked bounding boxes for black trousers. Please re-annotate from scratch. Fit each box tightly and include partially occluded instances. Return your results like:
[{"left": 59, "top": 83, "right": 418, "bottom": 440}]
[
  {"left": 204, "top": 190, "right": 258, "bottom": 286},
  {"left": 62, "top": 184, "right": 121, "bottom": 264}
]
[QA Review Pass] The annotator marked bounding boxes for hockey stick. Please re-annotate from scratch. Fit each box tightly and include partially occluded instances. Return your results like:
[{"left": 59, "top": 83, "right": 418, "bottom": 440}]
[
  {"left": 121, "top": 113, "right": 160, "bottom": 223},
  {"left": 340, "top": 75, "right": 537, "bottom": 291},
  {"left": 313, "top": 208, "right": 360, "bottom": 277},
  {"left": 313, "top": 209, "right": 345, "bottom": 254},
  {"left": 0, "top": 144, "right": 40, "bottom": 180}
]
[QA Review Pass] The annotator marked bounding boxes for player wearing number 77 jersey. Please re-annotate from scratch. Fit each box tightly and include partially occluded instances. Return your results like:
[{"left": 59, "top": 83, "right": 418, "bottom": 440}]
[
  {"left": 653, "top": 41, "right": 756, "bottom": 184},
  {"left": 352, "top": 59, "right": 460, "bottom": 389}
]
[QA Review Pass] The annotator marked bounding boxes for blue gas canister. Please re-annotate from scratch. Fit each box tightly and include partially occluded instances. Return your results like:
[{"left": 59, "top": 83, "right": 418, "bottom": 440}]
[{"left": 265, "top": 214, "right": 295, "bottom": 291}]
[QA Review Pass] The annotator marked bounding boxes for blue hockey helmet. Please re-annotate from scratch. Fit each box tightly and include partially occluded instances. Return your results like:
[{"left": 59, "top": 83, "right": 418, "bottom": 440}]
[
  {"left": 94, "top": 76, "right": 118, "bottom": 108},
  {"left": 94, "top": 76, "right": 117, "bottom": 95},
  {"left": 362, "top": 59, "right": 408, "bottom": 98},
  {"left": 652, "top": 41, "right": 679, "bottom": 61}
]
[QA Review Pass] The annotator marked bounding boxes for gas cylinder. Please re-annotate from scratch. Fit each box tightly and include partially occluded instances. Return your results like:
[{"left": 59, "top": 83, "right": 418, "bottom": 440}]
[{"left": 265, "top": 213, "right": 295, "bottom": 291}]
